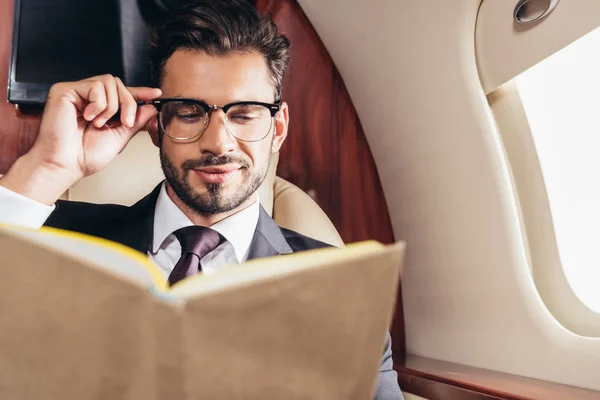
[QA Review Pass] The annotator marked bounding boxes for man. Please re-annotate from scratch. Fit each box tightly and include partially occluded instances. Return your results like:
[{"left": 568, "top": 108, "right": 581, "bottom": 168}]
[{"left": 0, "top": 1, "right": 402, "bottom": 398}]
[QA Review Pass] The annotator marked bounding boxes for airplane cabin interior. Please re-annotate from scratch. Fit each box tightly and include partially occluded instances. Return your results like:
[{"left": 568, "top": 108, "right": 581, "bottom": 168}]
[{"left": 0, "top": 0, "right": 599, "bottom": 398}]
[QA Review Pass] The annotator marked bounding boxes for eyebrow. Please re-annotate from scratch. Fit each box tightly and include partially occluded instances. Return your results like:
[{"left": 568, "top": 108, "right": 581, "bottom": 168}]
[
  {"left": 173, "top": 95, "right": 205, "bottom": 102},
  {"left": 172, "top": 95, "right": 265, "bottom": 104}
]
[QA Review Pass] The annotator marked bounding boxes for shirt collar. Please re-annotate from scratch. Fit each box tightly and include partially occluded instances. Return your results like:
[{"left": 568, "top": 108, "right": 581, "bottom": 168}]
[{"left": 152, "top": 182, "right": 260, "bottom": 262}]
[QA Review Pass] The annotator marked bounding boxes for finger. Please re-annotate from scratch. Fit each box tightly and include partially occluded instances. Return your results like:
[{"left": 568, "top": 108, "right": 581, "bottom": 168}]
[
  {"left": 111, "top": 105, "right": 159, "bottom": 154},
  {"left": 131, "top": 102, "right": 159, "bottom": 132},
  {"left": 127, "top": 86, "right": 162, "bottom": 102},
  {"left": 94, "top": 76, "right": 119, "bottom": 128},
  {"left": 125, "top": 86, "right": 161, "bottom": 132},
  {"left": 80, "top": 80, "right": 107, "bottom": 123},
  {"left": 115, "top": 77, "right": 136, "bottom": 128},
  {"left": 64, "top": 78, "right": 160, "bottom": 124}
]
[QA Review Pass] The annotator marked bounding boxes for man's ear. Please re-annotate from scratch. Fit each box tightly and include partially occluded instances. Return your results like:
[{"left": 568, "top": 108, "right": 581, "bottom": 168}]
[
  {"left": 147, "top": 116, "right": 160, "bottom": 148},
  {"left": 271, "top": 102, "right": 289, "bottom": 153}
]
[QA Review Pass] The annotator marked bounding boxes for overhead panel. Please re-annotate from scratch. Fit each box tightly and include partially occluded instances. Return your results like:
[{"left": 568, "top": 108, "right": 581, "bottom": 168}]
[{"left": 476, "top": 0, "right": 600, "bottom": 94}]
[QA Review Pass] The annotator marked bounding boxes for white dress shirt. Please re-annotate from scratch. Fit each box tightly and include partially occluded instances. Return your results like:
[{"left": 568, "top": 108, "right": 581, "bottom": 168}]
[
  {"left": 0, "top": 184, "right": 56, "bottom": 229},
  {"left": 150, "top": 182, "right": 259, "bottom": 277},
  {"left": 0, "top": 183, "right": 260, "bottom": 277}
]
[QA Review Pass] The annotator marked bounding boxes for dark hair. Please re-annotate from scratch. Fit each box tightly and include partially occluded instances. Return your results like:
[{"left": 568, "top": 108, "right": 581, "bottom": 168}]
[{"left": 148, "top": 0, "right": 291, "bottom": 100}]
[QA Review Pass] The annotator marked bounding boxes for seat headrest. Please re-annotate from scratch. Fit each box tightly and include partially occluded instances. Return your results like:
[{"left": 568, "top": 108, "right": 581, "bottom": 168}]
[
  {"left": 271, "top": 176, "right": 344, "bottom": 247},
  {"left": 257, "top": 151, "right": 278, "bottom": 216}
]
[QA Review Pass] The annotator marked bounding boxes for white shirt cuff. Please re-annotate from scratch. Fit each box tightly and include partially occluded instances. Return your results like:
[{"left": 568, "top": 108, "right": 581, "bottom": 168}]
[{"left": 0, "top": 185, "right": 56, "bottom": 229}]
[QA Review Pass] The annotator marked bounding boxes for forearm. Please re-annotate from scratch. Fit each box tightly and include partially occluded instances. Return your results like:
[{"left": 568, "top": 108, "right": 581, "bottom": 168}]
[{"left": 0, "top": 149, "right": 78, "bottom": 206}]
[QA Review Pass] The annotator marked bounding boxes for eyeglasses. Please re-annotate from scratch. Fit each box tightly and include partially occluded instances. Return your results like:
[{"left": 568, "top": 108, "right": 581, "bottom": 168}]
[{"left": 138, "top": 98, "right": 281, "bottom": 142}]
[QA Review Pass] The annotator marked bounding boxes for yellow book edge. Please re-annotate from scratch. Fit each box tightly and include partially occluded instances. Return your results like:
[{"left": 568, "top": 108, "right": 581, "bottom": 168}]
[
  {"left": 170, "top": 241, "right": 404, "bottom": 299},
  {"left": 0, "top": 222, "right": 168, "bottom": 292},
  {"left": 0, "top": 223, "right": 403, "bottom": 300}
]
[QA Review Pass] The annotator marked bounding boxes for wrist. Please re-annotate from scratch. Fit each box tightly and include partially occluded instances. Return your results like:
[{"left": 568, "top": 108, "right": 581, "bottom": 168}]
[{"left": 0, "top": 151, "right": 80, "bottom": 205}]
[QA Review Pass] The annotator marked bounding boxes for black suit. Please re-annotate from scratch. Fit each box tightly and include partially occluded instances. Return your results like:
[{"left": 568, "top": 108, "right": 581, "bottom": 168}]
[
  {"left": 44, "top": 183, "right": 402, "bottom": 399},
  {"left": 45, "top": 183, "right": 330, "bottom": 258}
]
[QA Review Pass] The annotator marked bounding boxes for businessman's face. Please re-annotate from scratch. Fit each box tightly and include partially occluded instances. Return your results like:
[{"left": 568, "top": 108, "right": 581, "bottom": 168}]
[{"left": 149, "top": 50, "right": 288, "bottom": 216}]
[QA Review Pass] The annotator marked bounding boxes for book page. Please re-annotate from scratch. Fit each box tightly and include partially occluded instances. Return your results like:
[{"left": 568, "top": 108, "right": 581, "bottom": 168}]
[
  {"left": 0, "top": 225, "right": 168, "bottom": 399},
  {"left": 170, "top": 241, "right": 401, "bottom": 299},
  {"left": 175, "top": 240, "right": 405, "bottom": 399},
  {"left": 0, "top": 225, "right": 166, "bottom": 290}
]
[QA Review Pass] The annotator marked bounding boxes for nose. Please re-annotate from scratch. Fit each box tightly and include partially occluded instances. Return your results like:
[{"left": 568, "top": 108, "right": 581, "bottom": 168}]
[{"left": 197, "top": 110, "right": 236, "bottom": 156}]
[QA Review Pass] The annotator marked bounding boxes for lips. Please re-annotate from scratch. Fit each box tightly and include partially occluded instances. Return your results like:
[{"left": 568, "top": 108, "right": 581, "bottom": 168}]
[
  {"left": 197, "top": 165, "right": 239, "bottom": 173},
  {"left": 192, "top": 164, "right": 241, "bottom": 184}
]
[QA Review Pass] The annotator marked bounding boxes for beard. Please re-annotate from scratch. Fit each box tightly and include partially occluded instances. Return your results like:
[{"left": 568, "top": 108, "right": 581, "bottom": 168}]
[{"left": 160, "top": 148, "right": 270, "bottom": 215}]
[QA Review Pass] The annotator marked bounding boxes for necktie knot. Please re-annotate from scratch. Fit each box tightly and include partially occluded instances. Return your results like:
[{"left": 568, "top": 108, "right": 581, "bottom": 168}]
[
  {"left": 168, "top": 226, "right": 225, "bottom": 286},
  {"left": 173, "top": 225, "right": 224, "bottom": 259}
]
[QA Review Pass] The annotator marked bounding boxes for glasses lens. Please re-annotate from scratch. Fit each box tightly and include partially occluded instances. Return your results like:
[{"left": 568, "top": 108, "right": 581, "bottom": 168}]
[
  {"left": 160, "top": 102, "right": 207, "bottom": 140},
  {"left": 225, "top": 104, "right": 273, "bottom": 141}
]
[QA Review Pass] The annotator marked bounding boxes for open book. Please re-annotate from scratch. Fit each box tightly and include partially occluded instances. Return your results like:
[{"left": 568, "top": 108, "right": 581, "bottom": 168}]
[{"left": 0, "top": 224, "right": 405, "bottom": 400}]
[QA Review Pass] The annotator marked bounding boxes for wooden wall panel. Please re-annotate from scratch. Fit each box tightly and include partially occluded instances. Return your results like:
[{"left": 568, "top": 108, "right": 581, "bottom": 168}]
[
  {"left": 254, "top": 0, "right": 395, "bottom": 245},
  {"left": 0, "top": 0, "right": 40, "bottom": 174},
  {"left": 398, "top": 356, "right": 600, "bottom": 400},
  {"left": 399, "top": 374, "right": 504, "bottom": 400},
  {"left": 253, "top": 0, "right": 405, "bottom": 360}
]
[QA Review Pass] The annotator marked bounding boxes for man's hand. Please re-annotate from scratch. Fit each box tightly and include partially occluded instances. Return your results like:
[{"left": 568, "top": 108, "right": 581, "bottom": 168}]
[{"left": 0, "top": 75, "right": 161, "bottom": 205}]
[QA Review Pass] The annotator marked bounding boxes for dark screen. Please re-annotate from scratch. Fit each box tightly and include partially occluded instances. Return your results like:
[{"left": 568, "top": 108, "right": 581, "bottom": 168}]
[{"left": 15, "top": 0, "right": 124, "bottom": 84}]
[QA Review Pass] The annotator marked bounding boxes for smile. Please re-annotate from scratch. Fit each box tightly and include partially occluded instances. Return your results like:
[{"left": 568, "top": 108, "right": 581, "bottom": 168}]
[{"left": 192, "top": 165, "right": 242, "bottom": 184}]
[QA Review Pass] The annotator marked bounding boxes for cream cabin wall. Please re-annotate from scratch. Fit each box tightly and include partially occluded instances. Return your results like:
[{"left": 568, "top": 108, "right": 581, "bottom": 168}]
[{"left": 298, "top": 0, "right": 600, "bottom": 391}]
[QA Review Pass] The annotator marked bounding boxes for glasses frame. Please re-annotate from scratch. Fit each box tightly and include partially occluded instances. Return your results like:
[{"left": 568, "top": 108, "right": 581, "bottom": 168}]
[{"left": 137, "top": 98, "right": 282, "bottom": 142}]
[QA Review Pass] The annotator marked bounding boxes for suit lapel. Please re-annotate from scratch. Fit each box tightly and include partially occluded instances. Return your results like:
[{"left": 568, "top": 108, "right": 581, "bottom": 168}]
[
  {"left": 109, "top": 183, "right": 162, "bottom": 254},
  {"left": 246, "top": 206, "right": 293, "bottom": 260},
  {"left": 110, "top": 187, "right": 291, "bottom": 260}
]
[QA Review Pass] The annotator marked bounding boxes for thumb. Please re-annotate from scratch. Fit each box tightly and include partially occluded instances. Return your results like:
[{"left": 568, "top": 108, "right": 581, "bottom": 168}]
[
  {"left": 131, "top": 104, "right": 159, "bottom": 132},
  {"left": 123, "top": 85, "right": 161, "bottom": 131},
  {"left": 112, "top": 104, "right": 158, "bottom": 152}
]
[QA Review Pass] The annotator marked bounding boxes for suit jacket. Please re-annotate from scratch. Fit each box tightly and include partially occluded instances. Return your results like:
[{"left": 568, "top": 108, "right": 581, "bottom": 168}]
[{"left": 44, "top": 183, "right": 402, "bottom": 399}]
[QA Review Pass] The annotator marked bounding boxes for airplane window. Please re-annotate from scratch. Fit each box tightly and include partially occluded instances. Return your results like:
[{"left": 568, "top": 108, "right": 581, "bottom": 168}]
[{"left": 514, "top": 27, "right": 600, "bottom": 314}]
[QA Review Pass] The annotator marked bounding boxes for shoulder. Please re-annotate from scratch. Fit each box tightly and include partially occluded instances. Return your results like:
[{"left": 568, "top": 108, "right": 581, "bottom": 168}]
[
  {"left": 44, "top": 199, "right": 132, "bottom": 236},
  {"left": 43, "top": 185, "right": 160, "bottom": 236},
  {"left": 278, "top": 226, "right": 336, "bottom": 252}
]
